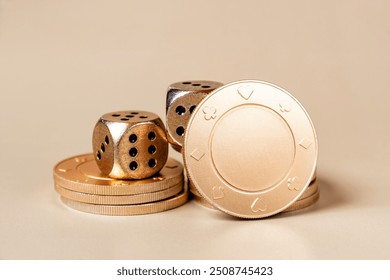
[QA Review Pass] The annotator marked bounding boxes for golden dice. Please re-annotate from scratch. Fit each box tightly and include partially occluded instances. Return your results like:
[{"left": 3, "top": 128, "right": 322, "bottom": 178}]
[
  {"left": 166, "top": 80, "right": 222, "bottom": 151},
  {"left": 92, "top": 111, "right": 168, "bottom": 179}
]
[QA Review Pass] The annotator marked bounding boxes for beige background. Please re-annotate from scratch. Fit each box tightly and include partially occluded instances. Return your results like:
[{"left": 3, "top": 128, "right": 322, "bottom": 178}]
[{"left": 0, "top": 0, "right": 389, "bottom": 259}]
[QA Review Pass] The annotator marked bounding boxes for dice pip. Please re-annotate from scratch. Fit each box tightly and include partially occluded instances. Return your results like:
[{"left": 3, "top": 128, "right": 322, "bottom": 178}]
[{"left": 93, "top": 111, "right": 168, "bottom": 179}]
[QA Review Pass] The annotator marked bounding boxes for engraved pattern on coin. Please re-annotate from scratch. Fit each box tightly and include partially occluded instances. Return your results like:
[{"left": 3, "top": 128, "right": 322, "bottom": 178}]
[
  {"left": 183, "top": 80, "right": 318, "bottom": 219},
  {"left": 287, "top": 176, "right": 300, "bottom": 191},
  {"left": 279, "top": 101, "right": 292, "bottom": 112},
  {"left": 251, "top": 197, "right": 267, "bottom": 212},
  {"left": 299, "top": 138, "right": 313, "bottom": 149},
  {"left": 202, "top": 106, "right": 217, "bottom": 120},
  {"left": 75, "top": 157, "right": 87, "bottom": 163},
  {"left": 212, "top": 186, "right": 225, "bottom": 199},
  {"left": 58, "top": 168, "right": 71, "bottom": 173},
  {"left": 237, "top": 85, "right": 254, "bottom": 100},
  {"left": 190, "top": 148, "right": 205, "bottom": 161}
]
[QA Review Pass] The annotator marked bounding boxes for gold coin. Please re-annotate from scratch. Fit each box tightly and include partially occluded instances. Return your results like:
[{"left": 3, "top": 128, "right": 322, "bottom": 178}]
[
  {"left": 60, "top": 191, "right": 189, "bottom": 216},
  {"left": 189, "top": 176, "right": 318, "bottom": 200},
  {"left": 184, "top": 80, "right": 318, "bottom": 219},
  {"left": 55, "top": 181, "right": 183, "bottom": 205},
  {"left": 53, "top": 154, "right": 183, "bottom": 195},
  {"left": 193, "top": 188, "right": 320, "bottom": 213},
  {"left": 191, "top": 179, "right": 319, "bottom": 212}
]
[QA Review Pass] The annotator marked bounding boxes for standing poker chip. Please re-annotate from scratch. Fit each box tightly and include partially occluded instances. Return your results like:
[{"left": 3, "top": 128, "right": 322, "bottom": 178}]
[{"left": 183, "top": 80, "right": 318, "bottom": 219}]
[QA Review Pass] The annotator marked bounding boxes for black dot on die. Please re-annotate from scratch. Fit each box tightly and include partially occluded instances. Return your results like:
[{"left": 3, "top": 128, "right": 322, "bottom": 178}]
[
  {"left": 148, "top": 132, "right": 156, "bottom": 141},
  {"left": 148, "top": 159, "right": 156, "bottom": 168},
  {"left": 129, "top": 161, "right": 138, "bottom": 171},
  {"left": 129, "top": 134, "right": 137, "bottom": 143},
  {"left": 175, "top": 106, "right": 186, "bottom": 115},
  {"left": 129, "top": 147, "right": 138, "bottom": 157},
  {"left": 148, "top": 145, "right": 156, "bottom": 154},
  {"left": 189, "top": 105, "right": 196, "bottom": 114},
  {"left": 176, "top": 126, "right": 185, "bottom": 136}
]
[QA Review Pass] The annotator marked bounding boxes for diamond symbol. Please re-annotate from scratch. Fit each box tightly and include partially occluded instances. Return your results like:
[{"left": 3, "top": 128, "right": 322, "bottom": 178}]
[
  {"left": 190, "top": 149, "right": 205, "bottom": 161},
  {"left": 299, "top": 138, "right": 313, "bottom": 149}
]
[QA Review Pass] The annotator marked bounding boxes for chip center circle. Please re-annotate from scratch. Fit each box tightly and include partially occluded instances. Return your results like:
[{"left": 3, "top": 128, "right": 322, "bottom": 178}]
[{"left": 210, "top": 105, "right": 295, "bottom": 192}]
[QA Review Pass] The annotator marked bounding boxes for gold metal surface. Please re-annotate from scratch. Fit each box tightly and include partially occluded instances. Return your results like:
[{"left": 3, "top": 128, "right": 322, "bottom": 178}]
[
  {"left": 93, "top": 111, "right": 168, "bottom": 179},
  {"left": 192, "top": 187, "right": 320, "bottom": 213},
  {"left": 283, "top": 189, "right": 320, "bottom": 212},
  {"left": 189, "top": 177, "right": 318, "bottom": 200},
  {"left": 166, "top": 81, "right": 223, "bottom": 152},
  {"left": 183, "top": 80, "right": 318, "bottom": 219},
  {"left": 55, "top": 182, "right": 183, "bottom": 205},
  {"left": 60, "top": 190, "right": 189, "bottom": 216},
  {"left": 53, "top": 154, "right": 183, "bottom": 195}
]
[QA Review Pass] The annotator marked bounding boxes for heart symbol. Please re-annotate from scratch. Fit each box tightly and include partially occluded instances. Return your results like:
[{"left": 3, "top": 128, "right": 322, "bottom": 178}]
[
  {"left": 251, "top": 198, "right": 267, "bottom": 212},
  {"left": 237, "top": 85, "right": 254, "bottom": 100},
  {"left": 212, "top": 186, "right": 224, "bottom": 200}
]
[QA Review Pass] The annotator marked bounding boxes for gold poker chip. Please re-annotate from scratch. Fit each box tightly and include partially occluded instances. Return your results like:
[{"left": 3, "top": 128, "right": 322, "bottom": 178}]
[
  {"left": 191, "top": 179, "right": 320, "bottom": 213},
  {"left": 184, "top": 80, "right": 318, "bottom": 219},
  {"left": 53, "top": 154, "right": 183, "bottom": 195},
  {"left": 55, "top": 181, "right": 183, "bottom": 205},
  {"left": 60, "top": 190, "right": 189, "bottom": 216}
]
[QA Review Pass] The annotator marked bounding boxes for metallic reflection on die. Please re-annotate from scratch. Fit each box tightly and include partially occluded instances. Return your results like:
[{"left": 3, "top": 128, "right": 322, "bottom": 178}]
[
  {"left": 183, "top": 80, "right": 318, "bottom": 219},
  {"left": 166, "top": 80, "right": 223, "bottom": 152},
  {"left": 93, "top": 111, "right": 168, "bottom": 179}
]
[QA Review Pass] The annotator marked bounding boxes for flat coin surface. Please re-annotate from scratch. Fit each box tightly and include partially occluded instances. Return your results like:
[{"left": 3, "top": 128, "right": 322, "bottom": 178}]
[
  {"left": 60, "top": 191, "right": 189, "bottom": 216},
  {"left": 53, "top": 154, "right": 183, "bottom": 195},
  {"left": 184, "top": 80, "right": 318, "bottom": 218},
  {"left": 191, "top": 183, "right": 320, "bottom": 213},
  {"left": 55, "top": 181, "right": 183, "bottom": 205}
]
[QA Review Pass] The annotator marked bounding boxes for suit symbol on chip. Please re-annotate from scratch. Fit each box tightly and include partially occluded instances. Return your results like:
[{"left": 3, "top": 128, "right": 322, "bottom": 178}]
[
  {"left": 237, "top": 85, "right": 254, "bottom": 100},
  {"left": 212, "top": 186, "right": 225, "bottom": 199},
  {"left": 251, "top": 198, "right": 267, "bottom": 212},
  {"left": 279, "top": 101, "right": 292, "bottom": 112},
  {"left": 287, "top": 176, "right": 300, "bottom": 191},
  {"left": 203, "top": 106, "right": 217, "bottom": 120}
]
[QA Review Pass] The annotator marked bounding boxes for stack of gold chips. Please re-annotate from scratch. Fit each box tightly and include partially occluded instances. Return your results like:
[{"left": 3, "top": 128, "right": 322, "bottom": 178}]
[
  {"left": 53, "top": 111, "right": 189, "bottom": 215},
  {"left": 53, "top": 154, "right": 187, "bottom": 215}
]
